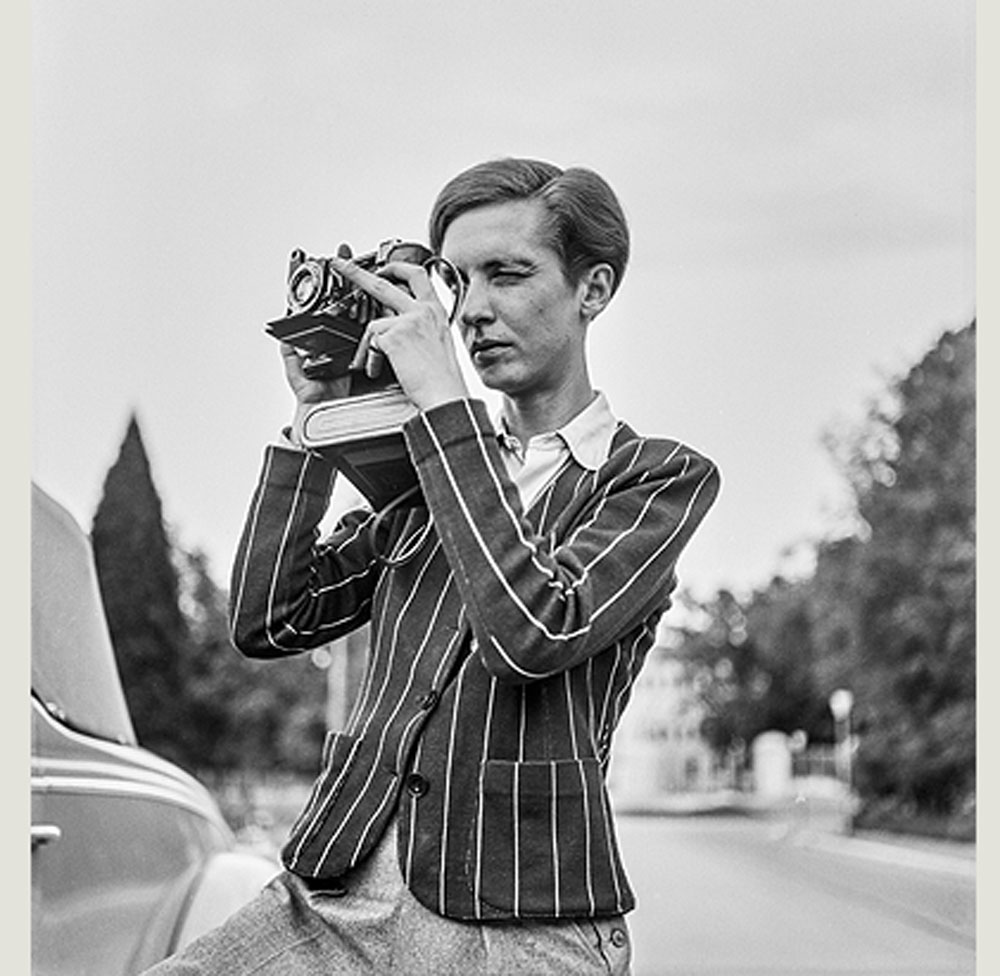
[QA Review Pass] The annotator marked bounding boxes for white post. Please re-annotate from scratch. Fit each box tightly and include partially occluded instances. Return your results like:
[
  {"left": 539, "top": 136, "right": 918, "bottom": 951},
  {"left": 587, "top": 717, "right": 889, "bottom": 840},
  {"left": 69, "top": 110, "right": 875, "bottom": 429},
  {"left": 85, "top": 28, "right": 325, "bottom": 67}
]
[{"left": 828, "top": 689, "right": 855, "bottom": 832}]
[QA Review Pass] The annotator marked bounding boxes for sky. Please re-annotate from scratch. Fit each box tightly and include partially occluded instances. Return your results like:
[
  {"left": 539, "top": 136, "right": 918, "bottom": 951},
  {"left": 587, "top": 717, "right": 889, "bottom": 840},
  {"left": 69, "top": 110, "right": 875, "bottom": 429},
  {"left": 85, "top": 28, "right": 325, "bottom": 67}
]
[{"left": 29, "top": 0, "right": 976, "bottom": 603}]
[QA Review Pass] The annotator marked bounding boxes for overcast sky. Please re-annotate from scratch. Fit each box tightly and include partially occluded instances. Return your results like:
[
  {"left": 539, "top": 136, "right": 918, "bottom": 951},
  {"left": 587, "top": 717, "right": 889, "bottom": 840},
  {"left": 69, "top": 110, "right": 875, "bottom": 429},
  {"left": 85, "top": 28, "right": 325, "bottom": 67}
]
[{"left": 30, "top": 0, "right": 975, "bottom": 602}]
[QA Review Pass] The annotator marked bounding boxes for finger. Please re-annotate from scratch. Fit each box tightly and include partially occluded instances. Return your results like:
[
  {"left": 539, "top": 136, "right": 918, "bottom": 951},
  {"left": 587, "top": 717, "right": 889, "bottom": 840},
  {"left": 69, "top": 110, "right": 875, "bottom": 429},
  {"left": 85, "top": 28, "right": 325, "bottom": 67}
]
[
  {"left": 376, "top": 261, "right": 437, "bottom": 305},
  {"left": 348, "top": 331, "right": 369, "bottom": 372},
  {"left": 363, "top": 331, "right": 384, "bottom": 377},
  {"left": 328, "top": 253, "right": 416, "bottom": 315},
  {"left": 348, "top": 325, "right": 382, "bottom": 374},
  {"left": 380, "top": 258, "right": 465, "bottom": 323},
  {"left": 365, "top": 347, "right": 385, "bottom": 378},
  {"left": 354, "top": 335, "right": 385, "bottom": 378},
  {"left": 280, "top": 341, "right": 306, "bottom": 368}
]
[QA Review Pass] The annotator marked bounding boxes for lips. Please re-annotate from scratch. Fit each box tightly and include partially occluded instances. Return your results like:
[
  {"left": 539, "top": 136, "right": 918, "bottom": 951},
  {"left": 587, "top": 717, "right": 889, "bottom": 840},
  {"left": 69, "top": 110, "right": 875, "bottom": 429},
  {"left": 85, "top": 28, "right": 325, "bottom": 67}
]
[{"left": 470, "top": 339, "right": 510, "bottom": 360}]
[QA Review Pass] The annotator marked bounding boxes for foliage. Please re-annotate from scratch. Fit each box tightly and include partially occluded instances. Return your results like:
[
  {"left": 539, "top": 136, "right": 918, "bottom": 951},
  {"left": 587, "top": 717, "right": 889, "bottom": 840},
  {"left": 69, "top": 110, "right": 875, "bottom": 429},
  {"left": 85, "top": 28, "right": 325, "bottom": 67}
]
[
  {"left": 675, "top": 321, "right": 975, "bottom": 825},
  {"left": 675, "top": 579, "right": 834, "bottom": 753},
  {"left": 844, "top": 322, "right": 975, "bottom": 816},
  {"left": 91, "top": 416, "right": 193, "bottom": 767},
  {"left": 92, "top": 414, "right": 326, "bottom": 777},
  {"left": 174, "top": 547, "right": 327, "bottom": 778}
]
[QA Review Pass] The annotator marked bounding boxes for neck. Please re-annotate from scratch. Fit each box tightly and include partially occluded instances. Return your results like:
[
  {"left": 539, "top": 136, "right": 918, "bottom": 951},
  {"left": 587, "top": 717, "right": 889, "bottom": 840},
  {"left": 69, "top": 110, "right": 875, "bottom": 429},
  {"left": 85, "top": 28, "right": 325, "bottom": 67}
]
[{"left": 501, "top": 377, "right": 596, "bottom": 444}]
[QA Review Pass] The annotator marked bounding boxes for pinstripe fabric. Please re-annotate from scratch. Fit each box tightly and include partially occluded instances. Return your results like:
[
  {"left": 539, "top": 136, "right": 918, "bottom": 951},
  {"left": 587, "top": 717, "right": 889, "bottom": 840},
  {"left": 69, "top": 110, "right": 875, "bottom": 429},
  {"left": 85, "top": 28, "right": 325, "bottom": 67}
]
[{"left": 229, "top": 397, "right": 719, "bottom": 922}]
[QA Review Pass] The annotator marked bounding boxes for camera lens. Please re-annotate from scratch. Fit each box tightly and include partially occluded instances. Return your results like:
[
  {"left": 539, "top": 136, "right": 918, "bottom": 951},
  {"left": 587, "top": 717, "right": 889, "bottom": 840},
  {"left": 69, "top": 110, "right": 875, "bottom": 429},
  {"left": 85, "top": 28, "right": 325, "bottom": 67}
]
[{"left": 288, "top": 260, "right": 326, "bottom": 312}]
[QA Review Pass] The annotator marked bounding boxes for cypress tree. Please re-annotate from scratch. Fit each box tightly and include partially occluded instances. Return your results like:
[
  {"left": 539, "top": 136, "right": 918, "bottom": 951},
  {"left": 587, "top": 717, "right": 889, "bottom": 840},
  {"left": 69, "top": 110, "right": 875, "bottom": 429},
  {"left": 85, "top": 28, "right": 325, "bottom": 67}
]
[
  {"left": 91, "top": 414, "right": 193, "bottom": 767},
  {"left": 91, "top": 412, "right": 331, "bottom": 784}
]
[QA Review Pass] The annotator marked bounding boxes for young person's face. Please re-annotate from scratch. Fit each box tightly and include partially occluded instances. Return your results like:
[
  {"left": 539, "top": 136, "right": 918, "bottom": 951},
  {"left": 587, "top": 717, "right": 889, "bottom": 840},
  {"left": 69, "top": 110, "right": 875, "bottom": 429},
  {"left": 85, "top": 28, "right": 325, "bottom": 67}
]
[{"left": 440, "top": 199, "right": 590, "bottom": 401}]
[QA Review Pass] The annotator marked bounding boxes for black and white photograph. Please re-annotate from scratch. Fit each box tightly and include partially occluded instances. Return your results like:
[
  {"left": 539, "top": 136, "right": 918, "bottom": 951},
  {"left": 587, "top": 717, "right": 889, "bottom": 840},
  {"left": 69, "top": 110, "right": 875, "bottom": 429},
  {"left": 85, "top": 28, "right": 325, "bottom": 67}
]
[{"left": 28, "top": 2, "right": 978, "bottom": 974}]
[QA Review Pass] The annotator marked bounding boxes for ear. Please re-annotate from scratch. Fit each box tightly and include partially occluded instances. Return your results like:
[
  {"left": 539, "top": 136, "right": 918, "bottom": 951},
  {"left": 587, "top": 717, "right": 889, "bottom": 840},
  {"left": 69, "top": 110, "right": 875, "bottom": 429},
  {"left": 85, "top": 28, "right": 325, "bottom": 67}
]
[{"left": 578, "top": 263, "right": 615, "bottom": 322}]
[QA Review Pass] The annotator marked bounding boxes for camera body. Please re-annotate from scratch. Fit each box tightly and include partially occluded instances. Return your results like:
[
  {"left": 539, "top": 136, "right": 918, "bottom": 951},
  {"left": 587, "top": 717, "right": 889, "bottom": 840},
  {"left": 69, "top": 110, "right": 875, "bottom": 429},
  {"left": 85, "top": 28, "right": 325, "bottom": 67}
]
[
  {"left": 263, "top": 238, "right": 466, "bottom": 510},
  {"left": 265, "top": 239, "right": 450, "bottom": 386}
]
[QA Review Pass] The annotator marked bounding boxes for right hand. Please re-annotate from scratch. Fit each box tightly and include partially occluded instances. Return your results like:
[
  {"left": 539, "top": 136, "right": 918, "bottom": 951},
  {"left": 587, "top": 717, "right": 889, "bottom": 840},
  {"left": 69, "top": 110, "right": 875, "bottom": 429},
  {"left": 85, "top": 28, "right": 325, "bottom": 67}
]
[
  {"left": 282, "top": 241, "right": 356, "bottom": 413},
  {"left": 285, "top": 342, "right": 353, "bottom": 447},
  {"left": 283, "top": 243, "right": 357, "bottom": 444}
]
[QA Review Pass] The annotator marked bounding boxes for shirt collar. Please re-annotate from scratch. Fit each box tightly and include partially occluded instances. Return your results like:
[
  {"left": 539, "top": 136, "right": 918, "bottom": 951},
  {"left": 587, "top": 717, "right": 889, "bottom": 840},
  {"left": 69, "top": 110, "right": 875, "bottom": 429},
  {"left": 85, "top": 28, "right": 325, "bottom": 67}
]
[{"left": 495, "top": 391, "right": 618, "bottom": 471}]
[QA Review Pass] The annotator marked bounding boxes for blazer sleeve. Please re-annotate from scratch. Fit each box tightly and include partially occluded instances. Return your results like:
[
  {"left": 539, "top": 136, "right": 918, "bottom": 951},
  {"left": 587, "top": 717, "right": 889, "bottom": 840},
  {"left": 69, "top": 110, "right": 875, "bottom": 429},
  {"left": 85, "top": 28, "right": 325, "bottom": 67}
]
[
  {"left": 404, "top": 398, "right": 721, "bottom": 684},
  {"left": 227, "top": 444, "right": 382, "bottom": 658}
]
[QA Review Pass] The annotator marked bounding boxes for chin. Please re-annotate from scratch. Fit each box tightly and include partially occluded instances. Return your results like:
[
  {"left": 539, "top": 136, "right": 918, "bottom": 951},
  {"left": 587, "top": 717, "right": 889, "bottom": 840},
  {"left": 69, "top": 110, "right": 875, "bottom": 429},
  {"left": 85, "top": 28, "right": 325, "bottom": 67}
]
[
  {"left": 474, "top": 362, "right": 514, "bottom": 392},
  {"left": 477, "top": 372, "right": 527, "bottom": 398}
]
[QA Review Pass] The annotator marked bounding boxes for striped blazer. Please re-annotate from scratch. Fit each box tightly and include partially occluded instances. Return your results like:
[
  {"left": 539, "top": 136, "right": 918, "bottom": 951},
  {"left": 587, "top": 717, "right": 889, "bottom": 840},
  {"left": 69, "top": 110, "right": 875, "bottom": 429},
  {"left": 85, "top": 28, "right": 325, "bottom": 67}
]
[{"left": 229, "top": 397, "right": 720, "bottom": 921}]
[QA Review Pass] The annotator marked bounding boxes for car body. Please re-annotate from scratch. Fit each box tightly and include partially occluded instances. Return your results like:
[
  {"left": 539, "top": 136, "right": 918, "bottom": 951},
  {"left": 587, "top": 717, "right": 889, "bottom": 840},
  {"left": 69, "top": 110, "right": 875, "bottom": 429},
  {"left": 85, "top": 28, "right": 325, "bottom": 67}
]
[{"left": 31, "top": 483, "right": 277, "bottom": 975}]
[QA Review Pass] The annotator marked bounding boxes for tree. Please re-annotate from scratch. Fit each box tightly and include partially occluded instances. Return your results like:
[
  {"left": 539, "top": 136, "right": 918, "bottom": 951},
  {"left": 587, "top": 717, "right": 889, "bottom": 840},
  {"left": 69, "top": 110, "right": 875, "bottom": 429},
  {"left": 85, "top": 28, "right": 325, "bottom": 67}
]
[
  {"left": 91, "top": 413, "right": 328, "bottom": 778},
  {"left": 91, "top": 414, "right": 193, "bottom": 767},
  {"left": 672, "top": 589, "right": 758, "bottom": 754},
  {"left": 742, "top": 578, "right": 832, "bottom": 740},
  {"left": 175, "top": 547, "right": 327, "bottom": 779},
  {"left": 837, "top": 322, "right": 975, "bottom": 818},
  {"left": 805, "top": 535, "right": 865, "bottom": 696},
  {"left": 674, "top": 321, "right": 975, "bottom": 833},
  {"left": 675, "top": 579, "right": 832, "bottom": 757}
]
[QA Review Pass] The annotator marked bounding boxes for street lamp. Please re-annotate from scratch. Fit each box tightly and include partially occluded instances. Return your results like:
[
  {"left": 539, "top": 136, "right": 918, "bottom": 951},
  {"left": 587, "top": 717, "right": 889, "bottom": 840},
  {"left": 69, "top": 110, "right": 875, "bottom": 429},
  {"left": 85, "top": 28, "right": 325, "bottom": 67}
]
[{"left": 828, "top": 688, "right": 854, "bottom": 792}]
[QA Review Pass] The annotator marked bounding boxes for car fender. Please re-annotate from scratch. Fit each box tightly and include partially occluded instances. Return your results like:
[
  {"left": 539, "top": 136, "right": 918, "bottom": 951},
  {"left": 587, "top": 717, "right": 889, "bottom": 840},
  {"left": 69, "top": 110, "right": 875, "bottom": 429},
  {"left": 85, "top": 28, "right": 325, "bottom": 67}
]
[{"left": 172, "top": 849, "right": 280, "bottom": 951}]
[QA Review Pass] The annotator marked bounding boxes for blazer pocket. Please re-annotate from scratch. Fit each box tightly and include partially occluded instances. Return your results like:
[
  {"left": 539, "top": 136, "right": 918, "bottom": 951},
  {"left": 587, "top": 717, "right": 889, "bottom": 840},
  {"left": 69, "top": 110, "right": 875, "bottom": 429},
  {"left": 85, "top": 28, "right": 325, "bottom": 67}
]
[{"left": 473, "top": 758, "right": 612, "bottom": 916}]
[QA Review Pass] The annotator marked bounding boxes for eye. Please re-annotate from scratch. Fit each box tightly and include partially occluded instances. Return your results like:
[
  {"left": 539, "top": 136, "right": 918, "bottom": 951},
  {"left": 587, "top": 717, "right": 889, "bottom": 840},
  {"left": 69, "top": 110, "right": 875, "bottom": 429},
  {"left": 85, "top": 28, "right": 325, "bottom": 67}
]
[{"left": 492, "top": 267, "right": 530, "bottom": 284}]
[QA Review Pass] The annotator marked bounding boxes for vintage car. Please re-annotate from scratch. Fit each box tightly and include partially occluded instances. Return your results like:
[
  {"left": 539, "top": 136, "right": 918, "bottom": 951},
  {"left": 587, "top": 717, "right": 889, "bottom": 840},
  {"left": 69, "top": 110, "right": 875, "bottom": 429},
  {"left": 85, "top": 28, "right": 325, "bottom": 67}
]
[{"left": 31, "top": 483, "right": 277, "bottom": 974}]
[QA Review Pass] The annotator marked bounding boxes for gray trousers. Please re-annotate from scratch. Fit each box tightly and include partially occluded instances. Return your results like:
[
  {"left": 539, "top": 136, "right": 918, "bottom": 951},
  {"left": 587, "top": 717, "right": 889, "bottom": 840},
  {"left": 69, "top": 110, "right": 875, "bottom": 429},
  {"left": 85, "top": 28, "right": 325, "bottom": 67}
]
[{"left": 143, "top": 821, "right": 633, "bottom": 975}]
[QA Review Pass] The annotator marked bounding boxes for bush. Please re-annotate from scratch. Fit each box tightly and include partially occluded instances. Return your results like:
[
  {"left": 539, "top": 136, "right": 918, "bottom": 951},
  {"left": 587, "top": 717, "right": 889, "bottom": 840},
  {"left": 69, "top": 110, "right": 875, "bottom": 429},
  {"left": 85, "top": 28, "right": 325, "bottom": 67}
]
[{"left": 853, "top": 793, "right": 975, "bottom": 843}]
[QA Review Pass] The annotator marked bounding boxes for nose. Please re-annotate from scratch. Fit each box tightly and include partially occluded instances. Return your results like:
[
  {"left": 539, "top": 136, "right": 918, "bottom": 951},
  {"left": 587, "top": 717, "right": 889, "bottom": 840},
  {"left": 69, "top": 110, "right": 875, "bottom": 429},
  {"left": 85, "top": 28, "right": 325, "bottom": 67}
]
[{"left": 459, "top": 275, "right": 493, "bottom": 330}]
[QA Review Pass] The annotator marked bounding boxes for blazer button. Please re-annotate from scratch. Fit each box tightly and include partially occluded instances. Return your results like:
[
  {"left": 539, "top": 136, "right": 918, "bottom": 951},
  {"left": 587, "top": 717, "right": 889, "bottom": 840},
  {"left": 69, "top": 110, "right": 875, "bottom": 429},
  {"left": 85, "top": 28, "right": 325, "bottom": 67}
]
[
  {"left": 609, "top": 927, "right": 628, "bottom": 949},
  {"left": 406, "top": 772, "right": 430, "bottom": 797}
]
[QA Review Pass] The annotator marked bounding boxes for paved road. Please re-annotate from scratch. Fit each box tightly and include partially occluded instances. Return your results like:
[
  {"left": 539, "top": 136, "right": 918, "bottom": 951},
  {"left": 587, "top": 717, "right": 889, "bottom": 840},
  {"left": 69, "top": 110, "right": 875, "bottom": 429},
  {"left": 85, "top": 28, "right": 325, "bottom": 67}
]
[{"left": 616, "top": 814, "right": 975, "bottom": 976}]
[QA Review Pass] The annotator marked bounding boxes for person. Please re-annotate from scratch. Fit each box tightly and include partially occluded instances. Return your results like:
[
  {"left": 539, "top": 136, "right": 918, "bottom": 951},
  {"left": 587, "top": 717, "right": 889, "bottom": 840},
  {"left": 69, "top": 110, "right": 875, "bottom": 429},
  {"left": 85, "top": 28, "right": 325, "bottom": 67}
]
[{"left": 145, "top": 157, "right": 720, "bottom": 975}]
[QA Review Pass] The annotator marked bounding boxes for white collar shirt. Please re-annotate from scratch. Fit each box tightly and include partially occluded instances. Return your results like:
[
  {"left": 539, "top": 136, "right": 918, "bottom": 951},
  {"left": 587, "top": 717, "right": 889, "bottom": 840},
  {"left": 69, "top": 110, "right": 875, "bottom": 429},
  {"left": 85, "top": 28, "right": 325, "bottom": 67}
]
[{"left": 495, "top": 391, "right": 618, "bottom": 511}]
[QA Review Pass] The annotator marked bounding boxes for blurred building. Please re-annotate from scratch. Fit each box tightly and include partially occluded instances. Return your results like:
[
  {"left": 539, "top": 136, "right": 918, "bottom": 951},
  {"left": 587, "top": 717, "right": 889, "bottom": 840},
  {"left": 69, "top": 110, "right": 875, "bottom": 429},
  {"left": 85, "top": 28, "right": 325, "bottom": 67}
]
[{"left": 607, "top": 643, "right": 724, "bottom": 807}]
